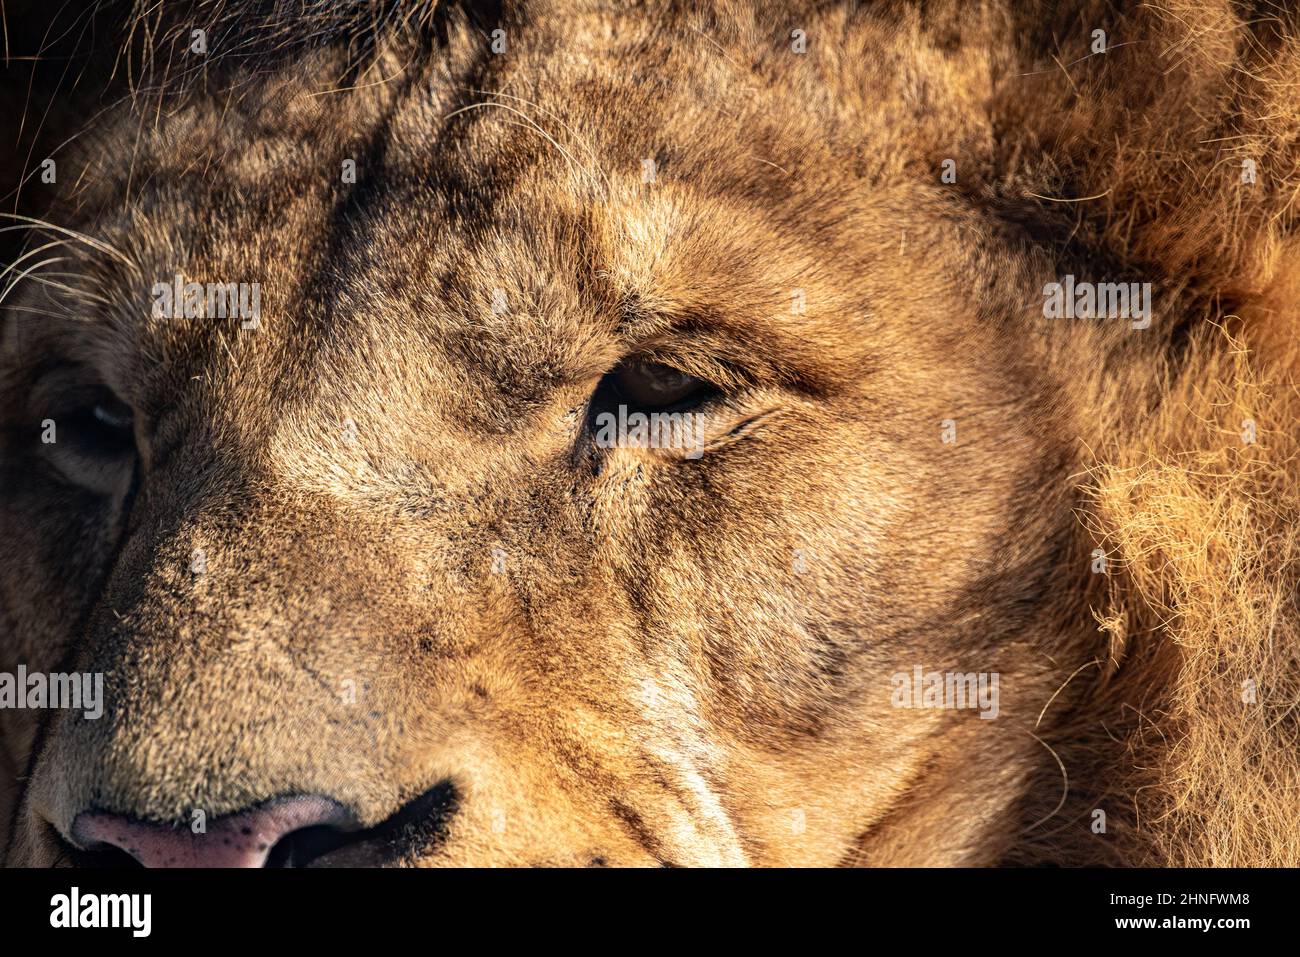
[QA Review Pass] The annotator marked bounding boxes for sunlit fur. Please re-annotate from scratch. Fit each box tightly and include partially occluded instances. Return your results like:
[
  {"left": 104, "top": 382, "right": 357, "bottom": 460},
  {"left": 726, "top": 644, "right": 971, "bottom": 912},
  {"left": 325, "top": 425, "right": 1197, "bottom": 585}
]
[{"left": 1, "top": 0, "right": 1297, "bottom": 866}]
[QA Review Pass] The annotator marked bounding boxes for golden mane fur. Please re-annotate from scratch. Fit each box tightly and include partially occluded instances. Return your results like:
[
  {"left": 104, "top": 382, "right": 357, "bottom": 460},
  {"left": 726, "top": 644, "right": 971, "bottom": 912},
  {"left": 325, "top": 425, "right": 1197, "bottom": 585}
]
[{"left": 1, "top": 0, "right": 1297, "bottom": 867}]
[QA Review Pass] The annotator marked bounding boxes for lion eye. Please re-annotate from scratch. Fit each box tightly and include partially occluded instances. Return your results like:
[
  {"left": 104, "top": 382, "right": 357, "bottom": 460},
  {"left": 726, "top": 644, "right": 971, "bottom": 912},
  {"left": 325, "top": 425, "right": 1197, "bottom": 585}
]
[
  {"left": 35, "top": 383, "right": 137, "bottom": 497},
  {"left": 609, "top": 360, "right": 713, "bottom": 410},
  {"left": 91, "top": 399, "right": 133, "bottom": 432},
  {"left": 63, "top": 392, "right": 135, "bottom": 461}
]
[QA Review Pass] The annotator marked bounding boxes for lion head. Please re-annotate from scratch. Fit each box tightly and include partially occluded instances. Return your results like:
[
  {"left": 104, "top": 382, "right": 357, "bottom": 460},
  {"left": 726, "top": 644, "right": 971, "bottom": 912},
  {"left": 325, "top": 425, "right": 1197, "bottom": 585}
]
[{"left": 1, "top": 0, "right": 1297, "bottom": 867}]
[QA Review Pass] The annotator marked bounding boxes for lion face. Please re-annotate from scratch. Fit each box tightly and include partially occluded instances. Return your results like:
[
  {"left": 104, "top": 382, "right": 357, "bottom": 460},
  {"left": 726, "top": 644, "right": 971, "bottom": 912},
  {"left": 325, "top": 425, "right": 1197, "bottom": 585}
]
[{"left": 1, "top": 1, "right": 1135, "bottom": 867}]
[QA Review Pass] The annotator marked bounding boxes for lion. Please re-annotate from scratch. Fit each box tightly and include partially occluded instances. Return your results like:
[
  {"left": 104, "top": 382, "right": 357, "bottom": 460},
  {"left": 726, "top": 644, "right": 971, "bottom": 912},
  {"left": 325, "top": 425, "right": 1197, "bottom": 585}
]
[{"left": 0, "top": 0, "right": 1297, "bottom": 867}]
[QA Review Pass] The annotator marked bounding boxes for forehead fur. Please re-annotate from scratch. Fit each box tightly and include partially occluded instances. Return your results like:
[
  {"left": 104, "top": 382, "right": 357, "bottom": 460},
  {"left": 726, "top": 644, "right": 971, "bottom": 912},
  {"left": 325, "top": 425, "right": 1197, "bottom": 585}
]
[{"left": 27, "top": 2, "right": 1017, "bottom": 424}]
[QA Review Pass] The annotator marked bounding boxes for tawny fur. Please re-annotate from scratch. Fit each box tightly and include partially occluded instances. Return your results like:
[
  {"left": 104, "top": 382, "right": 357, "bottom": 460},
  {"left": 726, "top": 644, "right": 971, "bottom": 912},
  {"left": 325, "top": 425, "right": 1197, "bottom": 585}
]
[{"left": 0, "top": 0, "right": 1296, "bottom": 866}]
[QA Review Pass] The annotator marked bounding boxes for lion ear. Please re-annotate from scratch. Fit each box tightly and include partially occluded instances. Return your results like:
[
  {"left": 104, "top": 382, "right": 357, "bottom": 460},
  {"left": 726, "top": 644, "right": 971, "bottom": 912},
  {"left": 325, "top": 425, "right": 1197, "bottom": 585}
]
[{"left": 989, "top": 1, "right": 1300, "bottom": 337}]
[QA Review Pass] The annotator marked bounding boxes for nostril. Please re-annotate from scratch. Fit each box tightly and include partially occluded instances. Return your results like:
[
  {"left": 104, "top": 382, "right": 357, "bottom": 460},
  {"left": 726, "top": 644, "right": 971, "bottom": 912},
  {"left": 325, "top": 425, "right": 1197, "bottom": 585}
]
[
  {"left": 70, "top": 795, "right": 354, "bottom": 868},
  {"left": 64, "top": 782, "right": 459, "bottom": 867},
  {"left": 50, "top": 821, "right": 143, "bottom": 869},
  {"left": 266, "top": 780, "right": 460, "bottom": 867}
]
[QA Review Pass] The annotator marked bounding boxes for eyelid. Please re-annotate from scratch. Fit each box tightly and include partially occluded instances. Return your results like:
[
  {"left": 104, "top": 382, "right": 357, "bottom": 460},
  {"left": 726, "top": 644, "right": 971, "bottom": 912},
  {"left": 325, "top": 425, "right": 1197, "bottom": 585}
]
[
  {"left": 628, "top": 346, "right": 749, "bottom": 393},
  {"left": 24, "top": 365, "right": 135, "bottom": 437},
  {"left": 28, "top": 367, "right": 102, "bottom": 419}
]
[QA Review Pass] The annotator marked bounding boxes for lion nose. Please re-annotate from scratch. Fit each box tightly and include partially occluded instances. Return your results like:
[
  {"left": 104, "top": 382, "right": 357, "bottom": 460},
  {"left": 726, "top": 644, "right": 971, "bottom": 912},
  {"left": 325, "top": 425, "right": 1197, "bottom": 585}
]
[{"left": 70, "top": 795, "right": 354, "bottom": 867}]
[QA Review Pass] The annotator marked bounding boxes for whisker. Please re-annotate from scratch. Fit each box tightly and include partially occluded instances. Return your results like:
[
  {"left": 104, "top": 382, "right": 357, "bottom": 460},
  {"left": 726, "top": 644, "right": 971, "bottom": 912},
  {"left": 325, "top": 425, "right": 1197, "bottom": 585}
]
[
  {"left": 469, "top": 88, "right": 611, "bottom": 192},
  {"left": 24, "top": 275, "right": 112, "bottom": 306},
  {"left": 0, "top": 240, "right": 71, "bottom": 287},
  {"left": 0, "top": 302, "right": 80, "bottom": 321},
  {"left": 0, "top": 213, "right": 132, "bottom": 267},
  {"left": 442, "top": 100, "right": 605, "bottom": 198},
  {"left": 23, "top": 271, "right": 97, "bottom": 281},
  {"left": 0, "top": 256, "right": 67, "bottom": 310}
]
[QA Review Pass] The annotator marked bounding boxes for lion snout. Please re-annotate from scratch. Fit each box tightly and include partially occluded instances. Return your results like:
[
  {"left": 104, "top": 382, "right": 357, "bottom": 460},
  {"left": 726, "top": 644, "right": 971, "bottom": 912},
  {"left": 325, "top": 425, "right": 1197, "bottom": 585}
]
[
  {"left": 53, "top": 783, "right": 461, "bottom": 868},
  {"left": 70, "top": 795, "right": 355, "bottom": 867}
]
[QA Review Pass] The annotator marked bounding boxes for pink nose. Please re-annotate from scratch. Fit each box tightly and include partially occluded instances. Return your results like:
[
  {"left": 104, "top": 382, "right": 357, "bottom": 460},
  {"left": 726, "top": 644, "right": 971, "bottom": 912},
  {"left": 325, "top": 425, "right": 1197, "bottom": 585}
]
[{"left": 71, "top": 796, "right": 353, "bottom": 867}]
